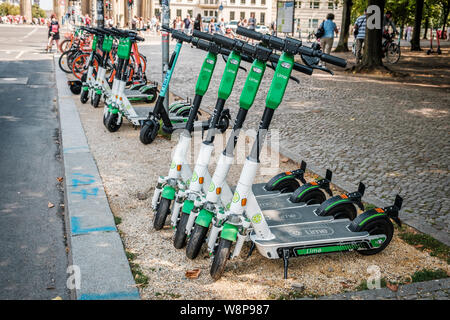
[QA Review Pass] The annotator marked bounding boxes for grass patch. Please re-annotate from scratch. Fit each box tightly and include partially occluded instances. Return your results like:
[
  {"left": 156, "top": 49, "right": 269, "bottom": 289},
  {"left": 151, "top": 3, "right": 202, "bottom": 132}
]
[
  {"left": 356, "top": 278, "right": 387, "bottom": 291},
  {"left": 114, "top": 215, "right": 122, "bottom": 225},
  {"left": 125, "top": 250, "right": 149, "bottom": 287},
  {"left": 411, "top": 269, "right": 448, "bottom": 283},
  {"left": 363, "top": 202, "right": 377, "bottom": 211},
  {"left": 271, "top": 290, "right": 319, "bottom": 300},
  {"left": 397, "top": 226, "right": 450, "bottom": 264}
]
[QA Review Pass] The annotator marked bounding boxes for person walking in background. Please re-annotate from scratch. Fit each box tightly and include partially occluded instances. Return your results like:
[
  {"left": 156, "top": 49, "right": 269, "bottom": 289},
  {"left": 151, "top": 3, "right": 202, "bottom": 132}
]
[
  {"left": 354, "top": 9, "right": 367, "bottom": 64},
  {"left": 193, "top": 14, "right": 202, "bottom": 32},
  {"left": 208, "top": 18, "right": 216, "bottom": 34},
  {"left": 406, "top": 25, "right": 412, "bottom": 43},
  {"left": 46, "top": 14, "right": 61, "bottom": 53},
  {"left": 183, "top": 14, "right": 192, "bottom": 35},
  {"left": 320, "top": 13, "right": 339, "bottom": 57},
  {"left": 248, "top": 12, "right": 256, "bottom": 30}
]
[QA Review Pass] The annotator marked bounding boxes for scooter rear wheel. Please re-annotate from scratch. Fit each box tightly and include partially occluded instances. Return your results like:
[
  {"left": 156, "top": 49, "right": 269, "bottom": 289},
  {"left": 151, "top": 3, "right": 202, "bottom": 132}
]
[
  {"left": 210, "top": 238, "right": 232, "bottom": 281},
  {"left": 325, "top": 203, "right": 357, "bottom": 220},
  {"left": 294, "top": 188, "right": 326, "bottom": 205},
  {"left": 173, "top": 212, "right": 189, "bottom": 249},
  {"left": 186, "top": 224, "right": 209, "bottom": 260},
  {"left": 355, "top": 217, "right": 394, "bottom": 255},
  {"left": 105, "top": 112, "right": 122, "bottom": 132},
  {"left": 139, "top": 120, "right": 159, "bottom": 145},
  {"left": 153, "top": 197, "right": 171, "bottom": 230}
]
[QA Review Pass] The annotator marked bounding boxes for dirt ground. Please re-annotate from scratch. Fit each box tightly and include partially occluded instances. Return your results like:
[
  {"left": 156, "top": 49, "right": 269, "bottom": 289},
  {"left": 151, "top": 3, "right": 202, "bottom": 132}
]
[
  {"left": 72, "top": 90, "right": 449, "bottom": 299},
  {"left": 326, "top": 47, "right": 450, "bottom": 88}
]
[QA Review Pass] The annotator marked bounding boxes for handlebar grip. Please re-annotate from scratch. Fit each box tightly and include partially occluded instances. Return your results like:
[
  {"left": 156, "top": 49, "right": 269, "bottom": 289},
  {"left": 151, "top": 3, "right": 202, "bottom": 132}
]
[
  {"left": 236, "top": 26, "right": 262, "bottom": 41},
  {"left": 192, "top": 29, "right": 213, "bottom": 41},
  {"left": 171, "top": 30, "right": 192, "bottom": 43},
  {"left": 319, "top": 53, "right": 347, "bottom": 68},
  {"left": 213, "top": 34, "right": 236, "bottom": 50},
  {"left": 194, "top": 39, "right": 211, "bottom": 51},
  {"left": 135, "top": 36, "right": 145, "bottom": 42}
]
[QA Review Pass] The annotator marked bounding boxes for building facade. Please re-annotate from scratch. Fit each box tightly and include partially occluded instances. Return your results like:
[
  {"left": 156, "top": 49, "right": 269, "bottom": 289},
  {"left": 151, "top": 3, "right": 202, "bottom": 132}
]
[{"left": 272, "top": 0, "right": 342, "bottom": 37}]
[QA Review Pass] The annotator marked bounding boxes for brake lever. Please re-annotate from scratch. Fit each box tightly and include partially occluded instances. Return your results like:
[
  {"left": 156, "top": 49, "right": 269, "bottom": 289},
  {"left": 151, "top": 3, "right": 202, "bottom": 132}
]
[
  {"left": 289, "top": 75, "right": 300, "bottom": 84},
  {"left": 314, "top": 65, "right": 334, "bottom": 75},
  {"left": 301, "top": 54, "right": 333, "bottom": 75}
]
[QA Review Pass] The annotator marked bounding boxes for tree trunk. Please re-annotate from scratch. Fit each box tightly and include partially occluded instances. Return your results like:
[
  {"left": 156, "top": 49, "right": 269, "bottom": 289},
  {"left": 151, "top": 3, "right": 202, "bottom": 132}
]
[
  {"left": 356, "top": 0, "right": 385, "bottom": 71},
  {"left": 423, "top": 16, "right": 429, "bottom": 40},
  {"left": 411, "top": 0, "right": 424, "bottom": 51},
  {"left": 441, "top": 5, "right": 449, "bottom": 38},
  {"left": 334, "top": 0, "right": 353, "bottom": 52}
]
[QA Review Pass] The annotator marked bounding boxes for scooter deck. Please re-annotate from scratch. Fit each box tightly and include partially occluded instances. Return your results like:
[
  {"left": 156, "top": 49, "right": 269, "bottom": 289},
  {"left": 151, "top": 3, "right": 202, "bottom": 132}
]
[
  {"left": 263, "top": 205, "right": 332, "bottom": 227},
  {"left": 230, "top": 183, "right": 281, "bottom": 198},
  {"left": 257, "top": 193, "right": 305, "bottom": 211},
  {"left": 251, "top": 219, "right": 368, "bottom": 257},
  {"left": 124, "top": 89, "right": 154, "bottom": 100}
]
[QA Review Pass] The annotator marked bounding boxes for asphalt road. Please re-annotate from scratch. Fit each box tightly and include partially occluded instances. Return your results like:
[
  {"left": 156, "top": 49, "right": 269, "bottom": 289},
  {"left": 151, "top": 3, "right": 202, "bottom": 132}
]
[{"left": 0, "top": 25, "right": 69, "bottom": 299}]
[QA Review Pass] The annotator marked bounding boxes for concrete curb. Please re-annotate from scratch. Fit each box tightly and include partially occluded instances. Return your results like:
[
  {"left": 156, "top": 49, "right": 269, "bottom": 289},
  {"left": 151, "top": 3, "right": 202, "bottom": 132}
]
[
  {"left": 301, "top": 278, "right": 450, "bottom": 300},
  {"left": 54, "top": 58, "right": 140, "bottom": 300}
]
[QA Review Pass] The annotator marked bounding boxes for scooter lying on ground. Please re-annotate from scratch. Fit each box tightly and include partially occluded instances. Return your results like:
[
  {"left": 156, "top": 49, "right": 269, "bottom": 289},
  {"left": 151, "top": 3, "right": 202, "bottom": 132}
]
[
  {"left": 139, "top": 27, "right": 231, "bottom": 145},
  {"left": 207, "top": 26, "right": 403, "bottom": 280}
]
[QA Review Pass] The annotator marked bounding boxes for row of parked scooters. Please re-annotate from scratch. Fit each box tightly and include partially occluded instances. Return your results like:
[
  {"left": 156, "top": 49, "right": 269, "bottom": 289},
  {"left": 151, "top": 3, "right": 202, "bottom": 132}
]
[{"left": 67, "top": 25, "right": 403, "bottom": 280}]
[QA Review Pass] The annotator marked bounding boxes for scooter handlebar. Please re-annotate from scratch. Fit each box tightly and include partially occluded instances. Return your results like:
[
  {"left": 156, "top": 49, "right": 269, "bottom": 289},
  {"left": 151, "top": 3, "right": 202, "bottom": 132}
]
[
  {"left": 192, "top": 29, "right": 213, "bottom": 41},
  {"left": 319, "top": 53, "right": 347, "bottom": 68},
  {"left": 236, "top": 26, "right": 263, "bottom": 41}
]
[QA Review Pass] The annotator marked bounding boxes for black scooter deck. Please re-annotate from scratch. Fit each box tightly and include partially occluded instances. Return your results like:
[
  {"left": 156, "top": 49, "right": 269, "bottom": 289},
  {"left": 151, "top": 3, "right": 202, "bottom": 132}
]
[
  {"left": 257, "top": 193, "right": 305, "bottom": 210},
  {"left": 252, "top": 220, "right": 367, "bottom": 247},
  {"left": 263, "top": 205, "right": 332, "bottom": 227},
  {"left": 230, "top": 183, "right": 282, "bottom": 198}
]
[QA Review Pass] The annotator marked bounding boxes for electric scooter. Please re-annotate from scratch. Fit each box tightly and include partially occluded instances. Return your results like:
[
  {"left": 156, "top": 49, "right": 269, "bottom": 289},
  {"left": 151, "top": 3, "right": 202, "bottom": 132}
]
[
  {"left": 152, "top": 28, "right": 250, "bottom": 236},
  {"left": 139, "top": 28, "right": 231, "bottom": 145},
  {"left": 208, "top": 27, "right": 403, "bottom": 280},
  {"left": 181, "top": 32, "right": 364, "bottom": 260},
  {"left": 427, "top": 28, "right": 442, "bottom": 55}
]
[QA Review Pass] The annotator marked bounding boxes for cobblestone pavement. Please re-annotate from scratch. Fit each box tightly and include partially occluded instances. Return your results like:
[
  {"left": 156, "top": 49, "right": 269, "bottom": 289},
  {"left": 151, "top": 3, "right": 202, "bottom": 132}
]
[
  {"left": 141, "top": 43, "right": 450, "bottom": 245},
  {"left": 306, "top": 278, "right": 449, "bottom": 300}
]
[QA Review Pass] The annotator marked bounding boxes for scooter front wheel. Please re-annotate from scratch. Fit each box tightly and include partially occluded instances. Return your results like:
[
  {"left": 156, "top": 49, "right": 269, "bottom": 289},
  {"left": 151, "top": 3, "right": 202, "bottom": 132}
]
[
  {"left": 139, "top": 120, "right": 159, "bottom": 145},
  {"left": 105, "top": 112, "right": 122, "bottom": 132},
  {"left": 92, "top": 93, "right": 101, "bottom": 108},
  {"left": 153, "top": 197, "right": 171, "bottom": 230},
  {"left": 80, "top": 89, "right": 89, "bottom": 104},
  {"left": 210, "top": 238, "right": 232, "bottom": 281},
  {"left": 173, "top": 212, "right": 189, "bottom": 249},
  {"left": 186, "top": 224, "right": 209, "bottom": 260}
]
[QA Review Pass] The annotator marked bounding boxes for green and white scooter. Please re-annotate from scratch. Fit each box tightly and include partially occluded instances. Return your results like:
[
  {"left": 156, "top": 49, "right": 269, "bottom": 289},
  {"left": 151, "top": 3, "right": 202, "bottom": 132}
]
[
  {"left": 152, "top": 30, "right": 248, "bottom": 236},
  {"left": 183, "top": 33, "right": 363, "bottom": 260},
  {"left": 208, "top": 27, "right": 403, "bottom": 280}
]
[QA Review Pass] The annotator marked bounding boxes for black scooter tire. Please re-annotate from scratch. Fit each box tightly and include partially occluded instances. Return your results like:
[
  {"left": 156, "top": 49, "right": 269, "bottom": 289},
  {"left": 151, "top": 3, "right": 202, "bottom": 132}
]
[
  {"left": 291, "top": 188, "right": 326, "bottom": 204},
  {"left": 153, "top": 197, "right": 171, "bottom": 230},
  {"left": 186, "top": 224, "right": 208, "bottom": 259},
  {"left": 139, "top": 121, "right": 159, "bottom": 145},
  {"left": 105, "top": 112, "right": 122, "bottom": 132},
  {"left": 80, "top": 89, "right": 89, "bottom": 103},
  {"left": 210, "top": 238, "right": 232, "bottom": 281},
  {"left": 173, "top": 212, "right": 189, "bottom": 249},
  {"left": 92, "top": 93, "right": 101, "bottom": 108},
  {"left": 355, "top": 217, "right": 394, "bottom": 255},
  {"left": 325, "top": 203, "right": 357, "bottom": 220}
]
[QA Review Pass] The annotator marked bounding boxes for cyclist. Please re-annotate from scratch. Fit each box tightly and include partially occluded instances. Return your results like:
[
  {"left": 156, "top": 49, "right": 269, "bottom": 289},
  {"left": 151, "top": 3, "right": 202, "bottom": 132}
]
[
  {"left": 354, "top": 9, "right": 367, "bottom": 63},
  {"left": 46, "top": 14, "right": 61, "bottom": 53},
  {"left": 383, "top": 11, "right": 398, "bottom": 38}
]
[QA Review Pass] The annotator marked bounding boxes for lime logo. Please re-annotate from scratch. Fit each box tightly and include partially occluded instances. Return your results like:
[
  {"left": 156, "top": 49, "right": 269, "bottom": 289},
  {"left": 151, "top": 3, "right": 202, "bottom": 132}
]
[
  {"left": 209, "top": 182, "right": 215, "bottom": 192},
  {"left": 191, "top": 171, "right": 198, "bottom": 182},
  {"left": 226, "top": 203, "right": 231, "bottom": 210},
  {"left": 170, "top": 162, "right": 176, "bottom": 169},
  {"left": 232, "top": 192, "right": 240, "bottom": 203},
  {"left": 252, "top": 213, "right": 262, "bottom": 224}
]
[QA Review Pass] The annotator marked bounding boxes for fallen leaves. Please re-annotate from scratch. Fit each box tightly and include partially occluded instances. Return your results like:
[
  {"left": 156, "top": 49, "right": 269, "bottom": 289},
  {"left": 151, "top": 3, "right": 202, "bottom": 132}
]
[
  {"left": 56, "top": 177, "right": 63, "bottom": 182},
  {"left": 280, "top": 157, "right": 289, "bottom": 163},
  {"left": 386, "top": 282, "right": 399, "bottom": 292},
  {"left": 48, "top": 202, "right": 54, "bottom": 208},
  {"left": 185, "top": 268, "right": 201, "bottom": 279}
]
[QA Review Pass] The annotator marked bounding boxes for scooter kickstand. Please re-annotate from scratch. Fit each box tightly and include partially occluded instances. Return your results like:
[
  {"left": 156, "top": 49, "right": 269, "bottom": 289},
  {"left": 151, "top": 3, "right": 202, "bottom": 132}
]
[
  {"left": 282, "top": 248, "right": 290, "bottom": 279},
  {"left": 246, "top": 243, "right": 256, "bottom": 259}
]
